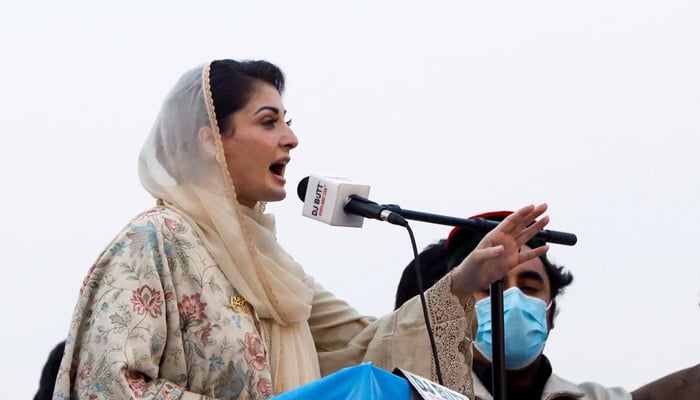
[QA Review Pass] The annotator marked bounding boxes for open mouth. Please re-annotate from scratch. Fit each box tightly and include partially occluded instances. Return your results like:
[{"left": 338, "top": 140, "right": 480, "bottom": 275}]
[{"left": 269, "top": 162, "right": 286, "bottom": 177}]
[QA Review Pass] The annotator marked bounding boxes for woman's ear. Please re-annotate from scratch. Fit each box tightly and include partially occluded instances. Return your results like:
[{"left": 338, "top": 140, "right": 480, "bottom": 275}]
[{"left": 198, "top": 126, "right": 218, "bottom": 156}]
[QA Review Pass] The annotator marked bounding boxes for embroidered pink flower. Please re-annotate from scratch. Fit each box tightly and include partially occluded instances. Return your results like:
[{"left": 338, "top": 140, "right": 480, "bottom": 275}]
[
  {"left": 195, "top": 323, "right": 212, "bottom": 346},
  {"left": 164, "top": 217, "right": 178, "bottom": 234},
  {"left": 244, "top": 332, "right": 267, "bottom": 371},
  {"left": 257, "top": 377, "right": 273, "bottom": 397},
  {"left": 178, "top": 294, "right": 207, "bottom": 326},
  {"left": 131, "top": 285, "right": 164, "bottom": 318},
  {"left": 133, "top": 208, "right": 161, "bottom": 221},
  {"left": 78, "top": 360, "right": 92, "bottom": 380},
  {"left": 126, "top": 371, "right": 149, "bottom": 398}
]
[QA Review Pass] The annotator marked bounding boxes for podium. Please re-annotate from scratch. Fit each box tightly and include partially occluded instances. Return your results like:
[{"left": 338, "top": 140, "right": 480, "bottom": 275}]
[{"left": 271, "top": 363, "right": 470, "bottom": 400}]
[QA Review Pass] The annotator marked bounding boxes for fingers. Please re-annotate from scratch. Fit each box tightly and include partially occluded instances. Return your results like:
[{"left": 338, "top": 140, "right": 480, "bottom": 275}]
[
  {"left": 501, "top": 203, "right": 549, "bottom": 245},
  {"left": 517, "top": 214, "right": 549, "bottom": 245},
  {"left": 451, "top": 245, "right": 508, "bottom": 298},
  {"left": 453, "top": 203, "right": 552, "bottom": 296},
  {"left": 469, "top": 245, "right": 505, "bottom": 263},
  {"left": 518, "top": 203, "right": 550, "bottom": 244},
  {"left": 496, "top": 203, "right": 547, "bottom": 235},
  {"left": 518, "top": 203, "right": 548, "bottom": 233},
  {"left": 495, "top": 204, "right": 534, "bottom": 234},
  {"left": 517, "top": 244, "right": 549, "bottom": 265}
]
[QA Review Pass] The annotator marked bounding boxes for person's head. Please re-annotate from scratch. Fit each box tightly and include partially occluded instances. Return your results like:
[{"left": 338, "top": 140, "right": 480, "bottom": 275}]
[
  {"left": 149, "top": 59, "right": 298, "bottom": 207},
  {"left": 445, "top": 212, "right": 573, "bottom": 330},
  {"left": 448, "top": 211, "right": 573, "bottom": 370},
  {"left": 210, "top": 60, "right": 298, "bottom": 207},
  {"left": 394, "top": 211, "right": 573, "bottom": 370}
]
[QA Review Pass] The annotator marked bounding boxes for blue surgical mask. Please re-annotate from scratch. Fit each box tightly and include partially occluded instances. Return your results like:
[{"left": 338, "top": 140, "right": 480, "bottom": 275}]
[{"left": 474, "top": 287, "right": 550, "bottom": 370}]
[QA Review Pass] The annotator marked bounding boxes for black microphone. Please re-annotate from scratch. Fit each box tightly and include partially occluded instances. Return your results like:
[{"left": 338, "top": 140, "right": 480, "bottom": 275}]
[{"left": 297, "top": 176, "right": 408, "bottom": 227}]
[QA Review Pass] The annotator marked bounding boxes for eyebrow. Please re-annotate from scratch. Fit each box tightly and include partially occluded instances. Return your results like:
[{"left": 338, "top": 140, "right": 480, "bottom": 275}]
[
  {"left": 254, "top": 106, "right": 286, "bottom": 115},
  {"left": 517, "top": 270, "right": 544, "bottom": 283}
]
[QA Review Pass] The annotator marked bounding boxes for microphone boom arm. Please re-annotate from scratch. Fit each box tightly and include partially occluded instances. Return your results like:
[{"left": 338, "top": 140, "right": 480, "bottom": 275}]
[{"left": 383, "top": 204, "right": 577, "bottom": 246}]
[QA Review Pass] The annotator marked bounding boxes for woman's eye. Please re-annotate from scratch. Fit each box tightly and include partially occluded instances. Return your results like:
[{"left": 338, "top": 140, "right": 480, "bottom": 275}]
[
  {"left": 262, "top": 118, "right": 277, "bottom": 127},
  {"left": 285, "top": 118, "right": 293, "bottom": 127}
]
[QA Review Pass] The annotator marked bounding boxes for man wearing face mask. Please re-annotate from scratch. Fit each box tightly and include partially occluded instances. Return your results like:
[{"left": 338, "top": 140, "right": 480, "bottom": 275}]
[{"left": 394, "top": 211, "right": 632, "bottom": 400}]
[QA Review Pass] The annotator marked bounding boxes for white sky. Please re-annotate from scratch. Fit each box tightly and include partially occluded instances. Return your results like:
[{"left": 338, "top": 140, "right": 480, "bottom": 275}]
[{"left": 1, "top": 1, "right": 699, "bottom": 398}]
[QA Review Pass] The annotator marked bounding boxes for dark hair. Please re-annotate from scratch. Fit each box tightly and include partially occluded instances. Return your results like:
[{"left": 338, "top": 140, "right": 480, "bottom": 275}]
[
  {"left": 394, "top": 239, "right": 574, "bottom": 325},
  {"left": 209, "top": 59, "right": 285, "bottom": 133},
  {"left": 34, "top": 341, "right": 65, "bottom": 400},
  {"left": 394, "top": 240, "right": 449, "bottom": 310},
  {"left": 152, "top": 59, "right": 286, "bottom": 183},
  {"left": 535, "top": 250, "right": 574, "bottom": 321}
]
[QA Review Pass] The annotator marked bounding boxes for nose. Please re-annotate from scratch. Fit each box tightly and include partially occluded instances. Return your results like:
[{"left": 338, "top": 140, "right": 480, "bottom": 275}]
[{"left": 282, "top": 126, "right": 299, "bottom": 149}]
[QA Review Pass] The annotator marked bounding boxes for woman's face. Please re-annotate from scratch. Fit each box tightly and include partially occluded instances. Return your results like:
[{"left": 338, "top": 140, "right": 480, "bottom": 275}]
[{"left": 221, "top": 82, "right": 298, "bottom": 208}]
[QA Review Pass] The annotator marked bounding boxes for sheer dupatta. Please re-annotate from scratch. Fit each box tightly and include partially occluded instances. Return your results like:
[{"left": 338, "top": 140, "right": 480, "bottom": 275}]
[{"left": 138, "top": 62, "right": 320, "bottom": 393}]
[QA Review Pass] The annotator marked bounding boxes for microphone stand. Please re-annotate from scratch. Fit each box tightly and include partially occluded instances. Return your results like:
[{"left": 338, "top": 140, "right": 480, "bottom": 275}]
[
  {"left": 490, "top": 278, "right": 507, "bottom": 400},
  {"left": 384, "top": 204, "right": 577, "bottom": 400},
  {"left": 383, "top": 205, "right": 577, "bottom": 246}
]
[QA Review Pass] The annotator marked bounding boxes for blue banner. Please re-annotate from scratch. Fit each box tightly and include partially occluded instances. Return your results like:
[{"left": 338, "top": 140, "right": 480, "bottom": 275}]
[{"left": 272, "top": 363, "right": 411, "bottom": 399}]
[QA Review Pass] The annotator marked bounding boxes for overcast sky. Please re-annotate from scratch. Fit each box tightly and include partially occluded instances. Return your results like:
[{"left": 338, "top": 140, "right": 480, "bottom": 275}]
[{"left": 1, "top": 1, "right": 699, "bottom": 398}]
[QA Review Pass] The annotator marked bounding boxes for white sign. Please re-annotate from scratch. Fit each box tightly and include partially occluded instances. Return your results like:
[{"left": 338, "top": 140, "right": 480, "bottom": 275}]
[{"left": 394, "top": 368, "right": 472, "bottom": 400}]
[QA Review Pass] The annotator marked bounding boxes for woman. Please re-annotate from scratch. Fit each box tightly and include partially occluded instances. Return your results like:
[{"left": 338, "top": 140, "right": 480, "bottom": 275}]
[{"left": 53, "top": 59, "right": 550, "bottom": 400}]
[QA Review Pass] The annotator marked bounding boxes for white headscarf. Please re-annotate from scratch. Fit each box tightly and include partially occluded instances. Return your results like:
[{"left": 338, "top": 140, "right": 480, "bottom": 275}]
[{"left": 138, "top": 61, "right": 320, "bottom": 393}]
